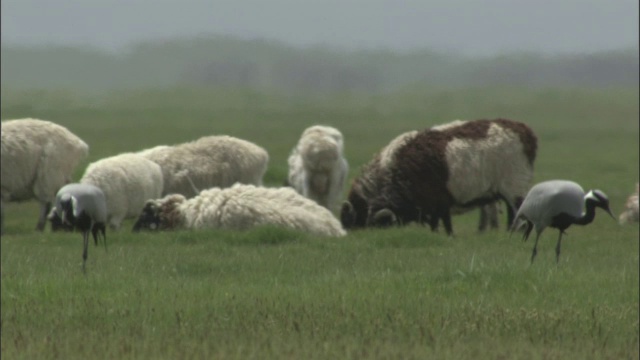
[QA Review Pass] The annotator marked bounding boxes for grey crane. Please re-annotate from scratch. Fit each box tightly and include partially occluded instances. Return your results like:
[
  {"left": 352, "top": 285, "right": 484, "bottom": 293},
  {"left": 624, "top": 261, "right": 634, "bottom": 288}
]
[
  {"left": 54, "top": 183, "right": 108, "bottom": 272},
  {"left": 510, "top": 180, "right": 615, "bottom": 264}
]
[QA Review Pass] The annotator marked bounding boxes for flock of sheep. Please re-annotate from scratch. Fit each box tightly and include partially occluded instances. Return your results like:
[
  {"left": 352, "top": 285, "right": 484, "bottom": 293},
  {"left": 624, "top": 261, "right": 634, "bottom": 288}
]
[{"left": 1, "top": 117, "right": 638, "bottom": 270}]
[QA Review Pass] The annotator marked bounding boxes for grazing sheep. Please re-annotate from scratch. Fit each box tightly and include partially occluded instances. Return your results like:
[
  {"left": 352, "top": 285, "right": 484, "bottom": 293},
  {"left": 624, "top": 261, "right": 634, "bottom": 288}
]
[
  {"left": 341, "top": 118, "right": 537, "bottom": 236},
  {"left": 376, "top": 128, "right": 502, "bottom": 232},
  {"left": 138, "top": 136, "right": 269, "bottom": 198},
  {"left": 1, "top": 118, "right": 89, "bottom": 234},
  {"left": 84, "top": 153, "right": 164, "bottom": 230},
  {"left": 619, "top": 183, "right": 639, "bottom": 225},
  {"left": 53, "top": 183, "right": 107, "bottom": 272},
  {"left": 132, "top": 183, "right": 346, "bottom": 237},
  {"left": 286, "top": 125, "right": 349, "bottom": 212}
]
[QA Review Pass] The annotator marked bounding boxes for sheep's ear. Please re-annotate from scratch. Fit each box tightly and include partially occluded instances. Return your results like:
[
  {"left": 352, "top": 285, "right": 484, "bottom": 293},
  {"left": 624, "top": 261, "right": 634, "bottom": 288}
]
[
  {"left": 372, "top": 208, "right": 397, "bottom": 227},
  {"left": 340, "top": 201, "right": 356, "bottom": 228}
]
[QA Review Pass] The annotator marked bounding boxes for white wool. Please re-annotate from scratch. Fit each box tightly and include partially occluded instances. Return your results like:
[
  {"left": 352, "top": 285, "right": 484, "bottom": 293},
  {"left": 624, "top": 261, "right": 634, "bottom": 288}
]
[
  {"left": 444, "top": 123, "right": 533, "bottom": 208},
  {"left": 619, "top": 183, "right": 639, "bottom": 225},
  {"left": 164, "top": 184, "right": 346, "bottom": 237},
  {"left": 138, "top": 136, "right": 269, "bottom": 198},
  {"left": 287, "top": 125, "right": 348, "bottom": 212},
  {"left": 430, "top": 119, "right": 468, "bottom": 131},
  {"left": 1, "top": 118, "right": 89, "bottom": 231},
  {"left": 379, "top": 131, "right": 418, "bottom": 169},
  {"left": 80, "top": 153, "right": 163, "bottom": 229}
]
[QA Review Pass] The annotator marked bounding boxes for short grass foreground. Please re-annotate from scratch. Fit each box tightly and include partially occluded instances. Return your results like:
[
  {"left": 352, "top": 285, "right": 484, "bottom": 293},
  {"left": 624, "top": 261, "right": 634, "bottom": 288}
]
[{"left": 1, "top": 221, "right": 638, "bottom": 359}]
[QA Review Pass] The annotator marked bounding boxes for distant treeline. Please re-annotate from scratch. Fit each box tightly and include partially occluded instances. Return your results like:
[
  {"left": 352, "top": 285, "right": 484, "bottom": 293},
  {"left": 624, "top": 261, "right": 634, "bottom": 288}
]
[{"left": 2, "top": 35, "right": 638, "bottom": 93}]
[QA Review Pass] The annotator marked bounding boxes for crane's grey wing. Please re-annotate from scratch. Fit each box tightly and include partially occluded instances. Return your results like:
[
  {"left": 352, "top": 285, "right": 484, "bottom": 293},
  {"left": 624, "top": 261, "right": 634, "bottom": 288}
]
[{"left": 518, "top": 181, "right": 585, "bottom": 227}]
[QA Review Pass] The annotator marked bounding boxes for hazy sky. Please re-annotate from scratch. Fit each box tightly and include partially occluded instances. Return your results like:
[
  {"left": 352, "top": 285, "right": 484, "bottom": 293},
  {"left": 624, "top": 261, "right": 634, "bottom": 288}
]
[{"left": 2, "top": 0, "right": 638, "bottom": 55}]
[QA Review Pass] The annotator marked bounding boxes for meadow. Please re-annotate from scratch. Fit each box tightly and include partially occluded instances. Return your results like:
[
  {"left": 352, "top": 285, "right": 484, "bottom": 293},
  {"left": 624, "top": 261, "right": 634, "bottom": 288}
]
[{"left": 1, "top": 86, "right": 639, "bottom": 359}]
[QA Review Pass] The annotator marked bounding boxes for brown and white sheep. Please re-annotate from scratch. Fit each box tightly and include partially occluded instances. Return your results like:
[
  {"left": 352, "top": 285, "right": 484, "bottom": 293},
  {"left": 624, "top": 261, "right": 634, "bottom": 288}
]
[{"left": 340, "top": 119, "right": 538, "bottom": 235}]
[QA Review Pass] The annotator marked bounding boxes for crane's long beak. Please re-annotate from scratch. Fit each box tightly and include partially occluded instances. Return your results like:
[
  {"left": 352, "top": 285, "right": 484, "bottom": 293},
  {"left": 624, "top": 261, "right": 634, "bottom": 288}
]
[{"left": 604, "top": 207, "right": 615, "bottom": 220}]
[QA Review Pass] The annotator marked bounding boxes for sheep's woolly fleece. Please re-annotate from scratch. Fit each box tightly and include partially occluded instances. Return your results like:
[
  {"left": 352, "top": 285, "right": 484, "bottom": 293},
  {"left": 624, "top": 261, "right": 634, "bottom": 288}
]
[
  {"left": 619, "top": 183, "right": 639, "bottom": 224},
  {"left": 287, "top": 125, "right": 348, "bottom": 211},
  {"left": 1, "top": 118, "right": 89, "bottom": 231},
  {"left": 81, "top": 153, "right": 164, "bottom": 229},
  {"left": 152, "top": 184, "right": 346, "bottom": 237},
  {"left": 138, "top": 136, "right": 268, "bottom": 197}
]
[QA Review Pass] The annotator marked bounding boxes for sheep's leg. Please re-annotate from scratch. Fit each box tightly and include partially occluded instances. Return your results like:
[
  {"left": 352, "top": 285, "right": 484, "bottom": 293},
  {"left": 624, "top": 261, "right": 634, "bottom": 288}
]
[
  {"left": 478, "top": 207, "right": 488, "bottom": 232},
  {"left": 441, "top": 209, "right": 453, "bottom": 236},
  {"left": 36, "top": 201, "right": 52, "bottom": 231},
  {"left": 507, "top": 197, "right": 524, "bottom": 230},
  {"left": 0, "top": 200, "right": 4, "bottom": 236},
  {"left": 428, "top": 215, "right": 439, "bottom": 232},
  {"left": 489, "top": 203, "right": 499, "bottom": 229},
  {"left": 82, "top": 231, "right": 89, "bottom": 273}
]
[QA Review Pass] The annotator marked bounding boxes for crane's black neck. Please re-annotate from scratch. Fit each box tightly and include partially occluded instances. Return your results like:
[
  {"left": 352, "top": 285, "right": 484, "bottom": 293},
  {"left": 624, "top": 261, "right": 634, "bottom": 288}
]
[{"left": 573, "top": 200, "right": 598, "bottom": 226}]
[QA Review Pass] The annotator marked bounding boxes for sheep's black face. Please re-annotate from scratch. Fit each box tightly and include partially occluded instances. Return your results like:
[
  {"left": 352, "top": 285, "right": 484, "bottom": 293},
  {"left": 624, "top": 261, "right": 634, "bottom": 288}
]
[
  {"left": 341, "top": 190, "right": 369, "bottom": 229},
  {"left": 132, "top": 203, "right": 161, "bottom": 232}
]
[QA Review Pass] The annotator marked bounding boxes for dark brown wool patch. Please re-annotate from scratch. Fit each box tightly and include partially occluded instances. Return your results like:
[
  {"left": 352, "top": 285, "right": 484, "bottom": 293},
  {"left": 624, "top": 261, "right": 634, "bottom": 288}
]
[
  {"left": 493, "top": 119, "right": 538, "bottom": 165},
  {"left": 159, "top": 195, "right": 186, "bottom": 230}
]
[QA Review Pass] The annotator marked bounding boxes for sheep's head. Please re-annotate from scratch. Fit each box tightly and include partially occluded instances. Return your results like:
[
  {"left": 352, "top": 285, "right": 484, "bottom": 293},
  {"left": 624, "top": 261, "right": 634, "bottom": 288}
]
[
  {"left": 132, "top": 194, "right": 186, "bottom": 232},
  {"left": 367, "top": 208, "right": 399, "bottom": 228}
]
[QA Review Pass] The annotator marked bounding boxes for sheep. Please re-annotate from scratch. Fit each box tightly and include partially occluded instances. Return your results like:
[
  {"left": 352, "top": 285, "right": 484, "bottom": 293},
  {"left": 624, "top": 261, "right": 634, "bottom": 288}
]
[
  {"left": 52, "top": 153, "right": 164, "bottom": 231},
  {"left": 286, "top": 125, "right": 349, "bottom": 212},
  {"left": 341, "top": 118, "right": 538, "bottom": 236},
  {"left": 1, "top": 118, "right": 89, "bottom": 234},
  {"left": 619, "top": 183, "right": 639, "bottom": 225},
  {"left": 132, "top": 183, "right": 346, "bottom": 237},
  {"left": 138, "top": 136, "right": 269, "bottom": 198},
  {"left": 358, "top": 126, "right": 502, "bottom": 232},
  {"left": 53, "top": 183, "right": 107, "bottom": 272}
]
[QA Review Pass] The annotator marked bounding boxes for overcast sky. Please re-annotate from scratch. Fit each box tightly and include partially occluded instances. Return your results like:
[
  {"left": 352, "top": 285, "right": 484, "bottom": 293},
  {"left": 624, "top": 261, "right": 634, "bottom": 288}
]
[{"left": 1, "top": 0, "right": 638, "bottom": 55}]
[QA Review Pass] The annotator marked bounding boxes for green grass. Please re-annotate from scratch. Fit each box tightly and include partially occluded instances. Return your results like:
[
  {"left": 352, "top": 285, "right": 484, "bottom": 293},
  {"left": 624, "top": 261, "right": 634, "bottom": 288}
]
[{"left": 1, "top": 86, "right": 639, "bottom": 359}]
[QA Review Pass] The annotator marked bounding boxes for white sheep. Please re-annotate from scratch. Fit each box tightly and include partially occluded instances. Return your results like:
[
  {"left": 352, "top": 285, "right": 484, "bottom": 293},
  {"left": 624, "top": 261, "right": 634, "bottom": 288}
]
[
  {"left": 619, "top": 183, "right": 639, "bottom": 225},
  {"left": 138, "top": 136, "right": 269, "bottom": 198},
  {"left": 287, "top": 125, "right": 349, "bottom": 212},
  {"left": 81, "top": 153, "right": 164, "bottom": 230},
  {"left": 1, "top": 118, "right": 89, "bottom": 233},
  {"left": 133, "top": 183, "right": 346, "bottom": 237}
]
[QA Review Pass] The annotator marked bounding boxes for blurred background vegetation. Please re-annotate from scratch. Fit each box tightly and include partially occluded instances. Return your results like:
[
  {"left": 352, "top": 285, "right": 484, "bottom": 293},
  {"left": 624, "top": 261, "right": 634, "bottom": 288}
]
[{"left": 2, "top": 36, "right": 638, "bottom": 94}]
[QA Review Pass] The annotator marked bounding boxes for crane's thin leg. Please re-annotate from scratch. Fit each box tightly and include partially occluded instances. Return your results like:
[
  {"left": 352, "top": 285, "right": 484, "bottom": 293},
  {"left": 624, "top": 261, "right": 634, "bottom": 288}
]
[
  {"left": 521, "top": 221, "right": 533, "bottom": 242},
  {"left": 82, "top": 232, "right": 89, "bottom": 274},
  {"left": 530, "top": 231, "right": 542, "bottom": 264},
  {"left": 555, "top": 231, "right": 564, "bottom": 264}
]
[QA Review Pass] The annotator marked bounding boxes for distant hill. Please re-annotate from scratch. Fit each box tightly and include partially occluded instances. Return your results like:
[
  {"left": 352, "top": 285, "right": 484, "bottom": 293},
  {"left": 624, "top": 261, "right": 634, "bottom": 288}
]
[{"left": 1, "top": 35, "right": 638, "bottom": 93}]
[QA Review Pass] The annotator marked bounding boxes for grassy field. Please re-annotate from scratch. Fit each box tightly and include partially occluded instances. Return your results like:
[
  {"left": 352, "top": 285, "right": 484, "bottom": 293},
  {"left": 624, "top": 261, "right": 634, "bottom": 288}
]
[{"left": 1, "top": 86, "right": 639, "bottom": 359}]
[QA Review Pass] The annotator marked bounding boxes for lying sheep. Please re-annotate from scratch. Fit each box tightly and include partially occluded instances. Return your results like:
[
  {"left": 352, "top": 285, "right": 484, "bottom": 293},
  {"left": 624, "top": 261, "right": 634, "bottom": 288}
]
[
  {"left": 1, "top": 118, "right": 89, "bottom": 234},
  {"left": 286, "top": 125, "right": 349, "bottom": 212},
  {"left": 341, "top": 119, "right": 538, "bottom": 236},
  {"left": 619, "top": 183, "right": 639, "bottom": 225},
  {"left": 132, "top": 183, "right": 346, "bottom": 237},
  {"left": 138, "top": 136, "right": 269, "bottom": 198}
]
